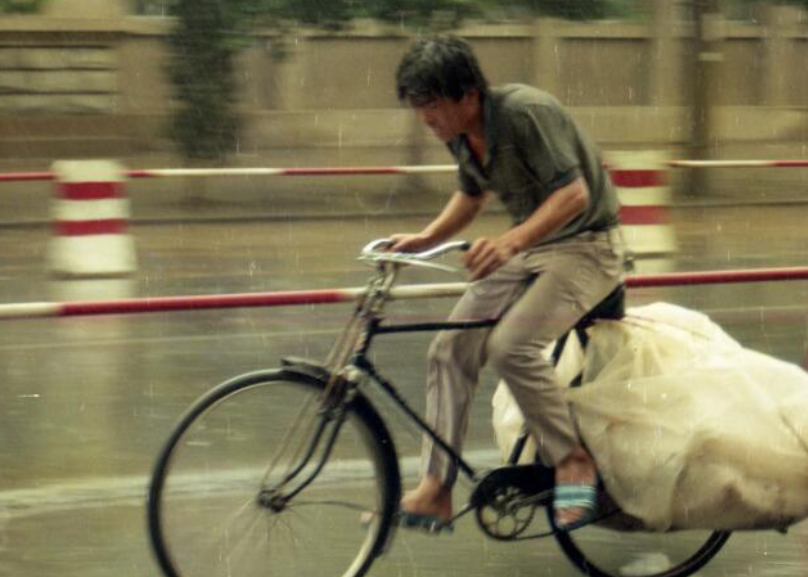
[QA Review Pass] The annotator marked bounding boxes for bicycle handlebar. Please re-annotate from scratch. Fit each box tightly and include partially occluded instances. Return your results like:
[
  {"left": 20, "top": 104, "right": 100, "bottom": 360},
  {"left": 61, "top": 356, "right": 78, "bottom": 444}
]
[
  {"left": 359, "top": 239, "right": 470, "bottom": 272},
  {"left": 361, "top": 239, "right": 470, "bottom": 260}
]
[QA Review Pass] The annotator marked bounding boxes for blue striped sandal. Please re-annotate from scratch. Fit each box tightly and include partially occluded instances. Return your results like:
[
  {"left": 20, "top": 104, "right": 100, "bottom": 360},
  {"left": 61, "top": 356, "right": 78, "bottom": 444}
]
[
  {"left": 395, "top": 511, "right": 454, "bottom": 534},
  {"left": 553, "top": 483, "right": 598, "bottom": 532}
]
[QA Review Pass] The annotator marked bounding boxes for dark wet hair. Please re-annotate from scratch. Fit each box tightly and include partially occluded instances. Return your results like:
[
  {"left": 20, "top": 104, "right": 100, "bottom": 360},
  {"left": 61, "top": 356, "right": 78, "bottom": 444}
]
[{"left": 395, "top": 35, "right": 488, "bottom": 105}]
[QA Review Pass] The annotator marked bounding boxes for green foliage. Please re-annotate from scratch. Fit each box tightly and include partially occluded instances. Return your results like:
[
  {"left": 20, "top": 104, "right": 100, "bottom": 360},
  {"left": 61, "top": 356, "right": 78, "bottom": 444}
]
[
  {"left": 725, "top": 0, "right": 808, "bottom": 21},
  {"left": 362, "top": 0, "right": 484, "bottom": 28},
  {"left": 261, "top": 0, "right": 616, "bottom": 26},
  {"left": 497, "top": 0, "right": 610, "bottom": 20},
  {"left": 751, "top": 0, "right": 808, "bottom": 12},
  {"left": 147, "top": 0, "right": 621, "bottom": 24},
  {"left": 167, "top": 0, "right": 262, "bottom": 162},
  {"left": 255, "top": 0, "right": 483, "bottom": 29},
  {"left": 264, "top": 0, "right": 354, "bottom": 28},
  {"left": 0, "top": 0, "right": 49, "bottom": 14}
]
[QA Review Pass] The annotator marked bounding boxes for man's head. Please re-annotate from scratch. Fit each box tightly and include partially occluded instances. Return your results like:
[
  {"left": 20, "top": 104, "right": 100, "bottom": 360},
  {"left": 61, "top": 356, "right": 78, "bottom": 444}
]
[
  {"left": 396, "top": 35, "right": 488, "bottom": 142},
  {"left": 396, "top": 35, "right": 488, "bottom": 105}
]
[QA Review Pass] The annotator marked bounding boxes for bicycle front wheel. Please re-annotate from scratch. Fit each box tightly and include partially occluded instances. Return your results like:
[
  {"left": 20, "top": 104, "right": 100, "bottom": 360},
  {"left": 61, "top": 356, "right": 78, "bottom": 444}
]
[{"left": 148, "top": 369, "right": 401, "bottom": 577}]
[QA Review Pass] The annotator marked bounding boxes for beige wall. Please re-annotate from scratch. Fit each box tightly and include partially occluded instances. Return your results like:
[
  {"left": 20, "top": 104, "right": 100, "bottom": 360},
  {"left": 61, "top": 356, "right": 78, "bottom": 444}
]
[
  {"left": 44, "top": 0, "right": 125, "bottom": 19},
  {"left": 0, "top": 5, "right": 807, "bottom": 164},
  {"left": 560, "top": 38, "right": 650, "bottom": 106}
]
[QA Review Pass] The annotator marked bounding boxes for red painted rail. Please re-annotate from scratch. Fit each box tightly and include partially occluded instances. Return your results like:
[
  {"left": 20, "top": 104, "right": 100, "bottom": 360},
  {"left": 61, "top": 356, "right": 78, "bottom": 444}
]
[
  {"left": 2, "top": 266, "right": 808, "bottom": 320},
  {"left": 2, "top": 160, "right": 807, "bottom": 184},
  {"left": 0, "top": 165, "right": 458, "bottom": 183},
  {"left": 0, "top": 172, "right": 56, "bottom": 183}
]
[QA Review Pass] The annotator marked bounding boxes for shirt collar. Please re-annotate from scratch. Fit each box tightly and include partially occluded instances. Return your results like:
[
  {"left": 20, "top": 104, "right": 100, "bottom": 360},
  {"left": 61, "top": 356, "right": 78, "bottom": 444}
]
[
  {"left": 449, "top": 89, "right": 499, "bottom": 172},
  {"left": 482, "top": 90, "right": 498, "bottom": 155},
  {"left": 471, "top": 91, "right": 498, "bottom": 169}
]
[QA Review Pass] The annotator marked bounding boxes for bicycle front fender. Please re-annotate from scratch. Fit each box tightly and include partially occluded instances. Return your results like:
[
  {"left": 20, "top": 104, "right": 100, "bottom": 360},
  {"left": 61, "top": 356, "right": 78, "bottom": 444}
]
[
  {"left": 280, "top": 355, "right": 403, "bottom": 558},
  {"left": 280, "top": 356, "right": 331, "bottom": 382}
]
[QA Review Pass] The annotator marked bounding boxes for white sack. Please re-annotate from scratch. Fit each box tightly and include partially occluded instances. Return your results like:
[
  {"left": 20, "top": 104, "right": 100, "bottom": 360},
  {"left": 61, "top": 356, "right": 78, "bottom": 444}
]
[{"left": 491, "top": 303, "right": 808, "bottom": 531}]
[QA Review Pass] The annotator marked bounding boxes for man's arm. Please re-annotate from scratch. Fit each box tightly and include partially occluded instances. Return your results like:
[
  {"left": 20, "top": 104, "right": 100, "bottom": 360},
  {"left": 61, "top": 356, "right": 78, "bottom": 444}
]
[
  {"left": 500, "top": 176, "right": 589, "bottom": 252},
  {"left": 390, "top": 190, "right": 488, "bottom": 252},
  {"left": 463, "top": 176, "right": 590, "bottom": 280}
]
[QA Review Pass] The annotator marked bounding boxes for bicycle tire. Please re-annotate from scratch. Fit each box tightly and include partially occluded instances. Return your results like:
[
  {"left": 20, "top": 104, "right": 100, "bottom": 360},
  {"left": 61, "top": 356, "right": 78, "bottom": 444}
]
[
  {"left": 550, "top": 506, "right": 731, "bottom": 577},
  {"left": 148, "top": 368, "right": 401, "bottom": 577}
]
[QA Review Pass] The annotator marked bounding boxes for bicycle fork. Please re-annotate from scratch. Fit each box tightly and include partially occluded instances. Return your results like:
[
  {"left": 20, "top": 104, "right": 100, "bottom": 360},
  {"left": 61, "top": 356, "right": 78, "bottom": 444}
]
[{"left": 256, "top": 395, "right": 351, "bottom": 512}]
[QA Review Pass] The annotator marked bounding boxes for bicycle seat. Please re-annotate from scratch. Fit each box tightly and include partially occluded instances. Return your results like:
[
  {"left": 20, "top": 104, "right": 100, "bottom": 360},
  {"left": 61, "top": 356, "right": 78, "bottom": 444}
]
[
  {"left": 574, "top": 283, "right": 626, "bottom": 332},
  {"left": 552, "top": 284, "right": 625, "bottom": 363}
]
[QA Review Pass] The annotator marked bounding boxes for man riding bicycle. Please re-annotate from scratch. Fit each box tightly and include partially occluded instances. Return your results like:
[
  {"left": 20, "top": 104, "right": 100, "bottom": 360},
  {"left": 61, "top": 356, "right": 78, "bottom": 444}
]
[{"left": 389, "top": 35, "right": 624, "bottom": 531}]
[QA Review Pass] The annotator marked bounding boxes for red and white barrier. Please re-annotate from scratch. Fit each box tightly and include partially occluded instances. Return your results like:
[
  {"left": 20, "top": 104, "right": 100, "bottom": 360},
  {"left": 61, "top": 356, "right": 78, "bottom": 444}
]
[
  {"left": 46, "top": 160, "right": 137, "bottom": 277},
  {"left": 3, "top": 156, "right": 806, "bottom": 275},
  {"left": 2, "top": 267, "right": 808, "bottom": 321},
  {"left": 668, "top": 160, "right": 808, "bottom": 168},
  {"left": 1, "top": 160, "right": 806, "bottom": 184},
  {"left": 606, "top": 151, "right": 675, "bottom": 257},
  {"left": 127, "top": 165, "right": 458, "bottom": 178}
]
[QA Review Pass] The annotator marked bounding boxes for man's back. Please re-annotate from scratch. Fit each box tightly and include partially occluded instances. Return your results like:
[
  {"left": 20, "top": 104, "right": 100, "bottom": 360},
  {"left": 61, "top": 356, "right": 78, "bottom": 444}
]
[{"left": 450, "top": 83, "right": 620, "bottom": 245}]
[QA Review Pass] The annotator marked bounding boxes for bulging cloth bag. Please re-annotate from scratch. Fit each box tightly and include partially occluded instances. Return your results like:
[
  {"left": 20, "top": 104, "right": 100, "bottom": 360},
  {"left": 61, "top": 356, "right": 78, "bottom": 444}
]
[{"left": 492, "top": 303, "right": 808, "bottom": 531}]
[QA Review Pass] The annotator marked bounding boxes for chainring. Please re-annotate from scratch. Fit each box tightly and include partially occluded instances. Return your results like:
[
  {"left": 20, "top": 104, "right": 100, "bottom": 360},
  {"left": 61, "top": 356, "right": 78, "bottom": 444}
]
[{"left": 469, "top": 464, "right": 554, "bottom": 540}]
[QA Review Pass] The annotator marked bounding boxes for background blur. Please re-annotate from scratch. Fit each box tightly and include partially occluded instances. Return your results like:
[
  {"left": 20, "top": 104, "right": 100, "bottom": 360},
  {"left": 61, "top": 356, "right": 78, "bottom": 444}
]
[{"left": 1, "top": 0, "right": 807, "bottom": 224}]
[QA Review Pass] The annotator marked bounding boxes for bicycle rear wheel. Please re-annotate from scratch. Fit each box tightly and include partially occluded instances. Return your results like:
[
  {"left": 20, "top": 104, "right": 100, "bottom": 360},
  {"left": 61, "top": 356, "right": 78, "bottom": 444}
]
[
  {"left": 148, "top": 369, "right": 401, "bottom": 577},
  {"left": 551, "top": 506, "right": 731, "bottom": 577}
]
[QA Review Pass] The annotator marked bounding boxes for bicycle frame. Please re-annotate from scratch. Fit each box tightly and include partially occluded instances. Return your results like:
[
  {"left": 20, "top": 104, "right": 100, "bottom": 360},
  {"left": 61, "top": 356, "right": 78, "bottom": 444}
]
[
  {"left": 316, "top": 254, "right": 509, "bottom": 484},
  {"left": 279, "top": 242, "right": 623, "bottom": 503},
  {"left": 277, "top": 232, "right": 610, "bottom": 511},
  {"left": 353, "top": 317, "right": 498, "bottom": 481}
]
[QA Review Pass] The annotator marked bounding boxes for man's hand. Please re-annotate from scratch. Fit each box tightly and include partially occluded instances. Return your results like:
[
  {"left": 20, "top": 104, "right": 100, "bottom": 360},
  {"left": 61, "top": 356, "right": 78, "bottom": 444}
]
[
  {"left": 463, "top": 236, "right": 519, "bottom": 281},
  {"left": 388, "top": 233, "right": 436, "bottom": 253}
]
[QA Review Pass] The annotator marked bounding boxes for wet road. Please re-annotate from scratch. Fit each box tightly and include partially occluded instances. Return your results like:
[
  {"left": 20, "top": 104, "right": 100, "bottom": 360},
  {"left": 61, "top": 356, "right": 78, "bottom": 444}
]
[{"left": 0, "top": 205, "right": 807, "bottom": 576}]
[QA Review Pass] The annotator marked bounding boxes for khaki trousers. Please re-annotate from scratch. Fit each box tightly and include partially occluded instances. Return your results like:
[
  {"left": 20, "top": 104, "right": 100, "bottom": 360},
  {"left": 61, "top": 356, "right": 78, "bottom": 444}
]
[{"left": 422, "top": 229, "right": 625, "bottom": 485}]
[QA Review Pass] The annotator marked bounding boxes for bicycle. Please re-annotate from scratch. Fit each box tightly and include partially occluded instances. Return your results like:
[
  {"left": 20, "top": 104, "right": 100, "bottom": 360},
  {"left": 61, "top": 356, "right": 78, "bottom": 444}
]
[{"left": 148, "top": 239, "right": 731, "bottom": 577}]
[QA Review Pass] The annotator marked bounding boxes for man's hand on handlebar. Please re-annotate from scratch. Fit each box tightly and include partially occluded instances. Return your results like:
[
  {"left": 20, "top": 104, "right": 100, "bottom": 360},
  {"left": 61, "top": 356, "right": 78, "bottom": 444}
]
[
  {"left": 388, "top": 233, "right": 438, "bottom": 253},
  {"left": 378, "top": 234, "right": 519, "bottom": 280},
  {"left": 463, "top": 236, "right": 519, "bottom": 281}
]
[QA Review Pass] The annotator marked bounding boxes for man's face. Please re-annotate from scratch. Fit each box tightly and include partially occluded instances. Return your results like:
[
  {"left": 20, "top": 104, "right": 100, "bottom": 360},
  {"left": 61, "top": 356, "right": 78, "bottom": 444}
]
[{"left": 411, "top": 93, "right": 475, "bottom": 142}]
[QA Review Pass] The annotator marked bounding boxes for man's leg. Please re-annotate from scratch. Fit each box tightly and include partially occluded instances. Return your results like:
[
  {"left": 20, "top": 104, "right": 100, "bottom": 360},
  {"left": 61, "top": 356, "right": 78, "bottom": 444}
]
[
  {"left": 486, "top": 272, "right": 588, "bottom": 465},
  {"left": 486, "top": 232, "right": 624, "bottom": 525},
  {"left": 402, "top": 259, "right": 531, "bottom": 521}
]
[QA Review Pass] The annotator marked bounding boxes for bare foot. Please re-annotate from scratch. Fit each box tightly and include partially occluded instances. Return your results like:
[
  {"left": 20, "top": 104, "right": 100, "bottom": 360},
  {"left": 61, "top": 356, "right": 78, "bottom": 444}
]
[
  {"left": 554, "top": 446, "right": 597, "bottom": 528},
  {"left": 400, "top": 475, "right": 453, "bottom": 522}
]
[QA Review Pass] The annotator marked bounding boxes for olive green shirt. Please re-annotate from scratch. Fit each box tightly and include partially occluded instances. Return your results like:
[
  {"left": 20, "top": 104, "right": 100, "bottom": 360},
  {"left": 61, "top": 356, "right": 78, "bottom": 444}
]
[{"left": 448, "top": 84, "right": 620, "bottom": 246}]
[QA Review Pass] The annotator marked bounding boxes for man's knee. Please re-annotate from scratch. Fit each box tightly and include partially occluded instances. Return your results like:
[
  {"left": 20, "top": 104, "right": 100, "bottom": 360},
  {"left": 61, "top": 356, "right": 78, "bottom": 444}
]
[
  {"left": 427, "top": 330, "right": 483, "bottom": 379},
  {"left": 486, "top": 328, "right": 517, "bottom": 372},
  {"left": 486, "top": 329, "right": 550, "bottom": 375},
  {"left": 427, "top": 330, "right": 460, "bottom": 367}
]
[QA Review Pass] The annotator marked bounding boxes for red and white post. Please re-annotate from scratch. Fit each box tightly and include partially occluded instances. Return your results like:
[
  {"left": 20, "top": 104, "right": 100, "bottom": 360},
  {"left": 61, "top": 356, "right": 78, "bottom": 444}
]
[
  {"left": 607, "top": 150, "right": 676, "bottom": 258},
  {"left": 47, "top": 160, "right": 137, "bottom": 277}
]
